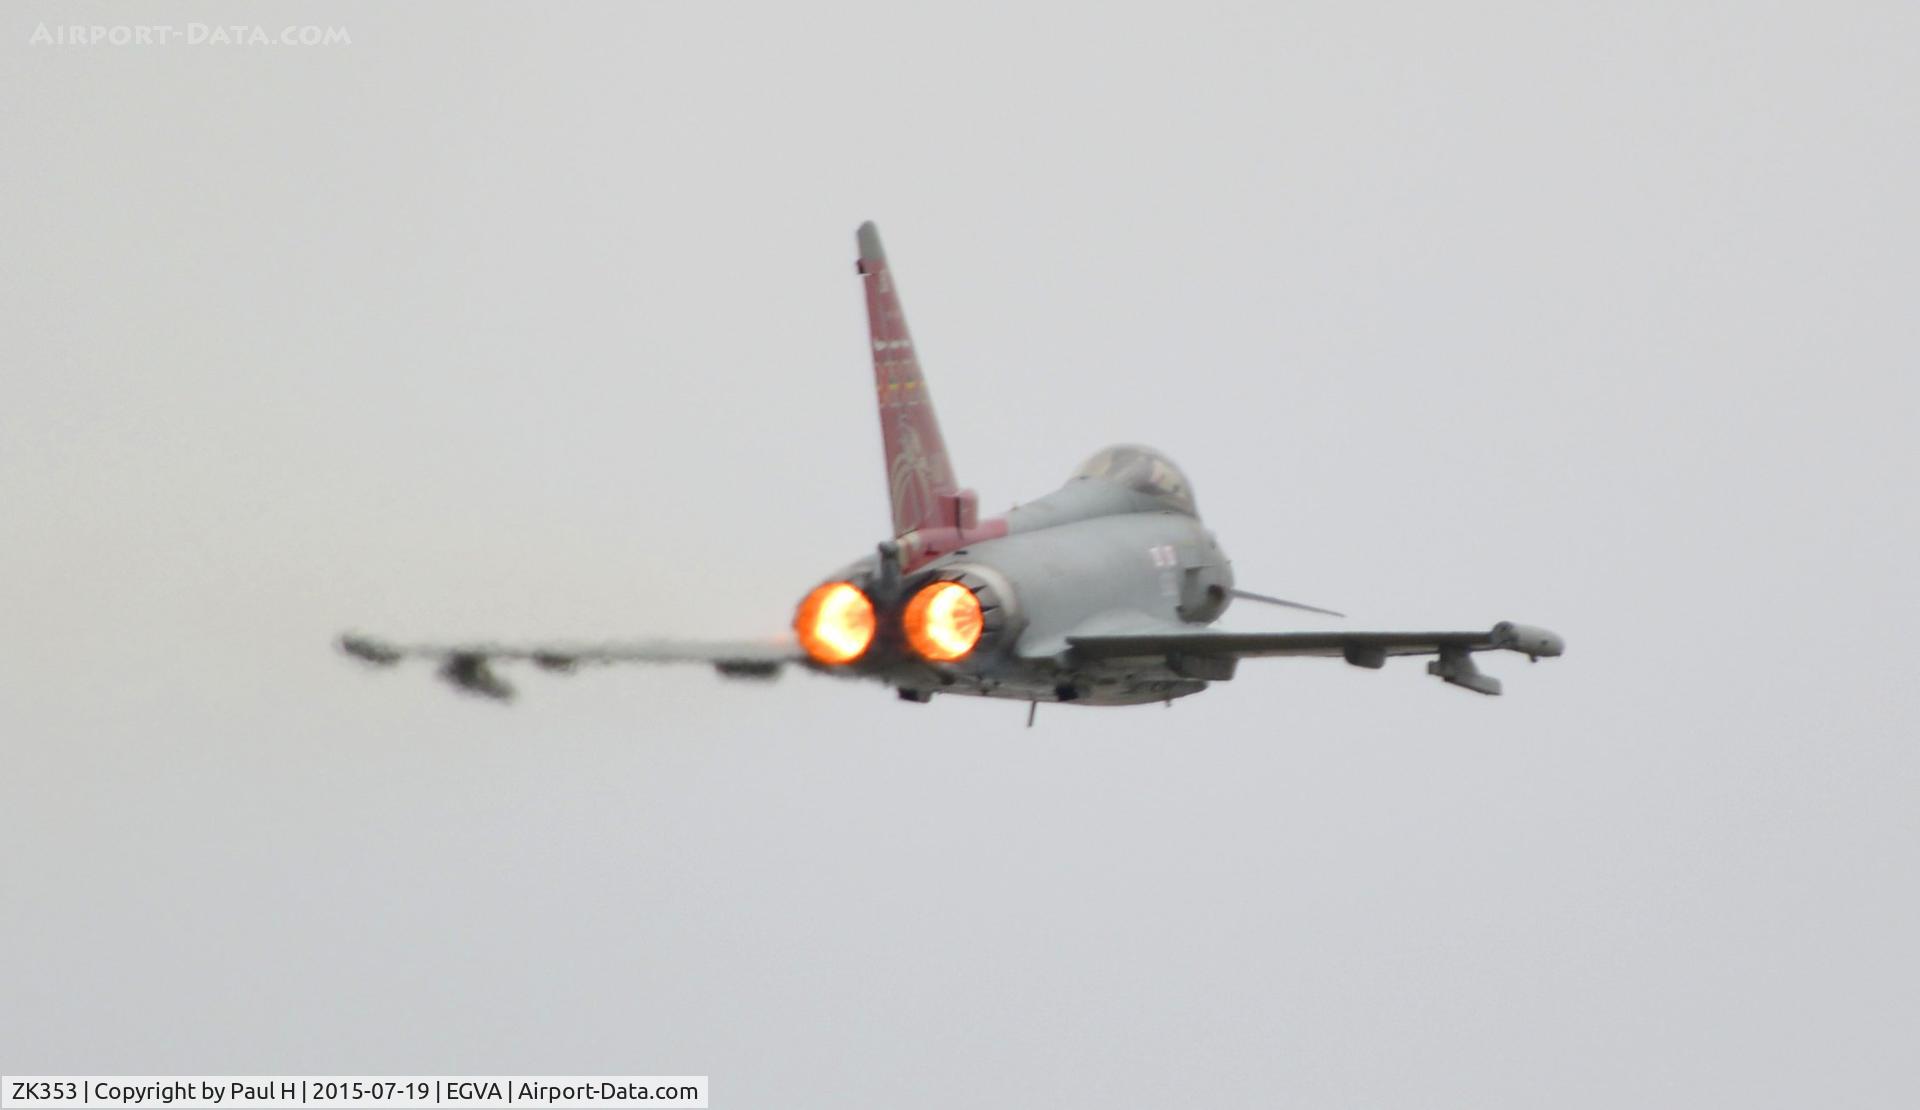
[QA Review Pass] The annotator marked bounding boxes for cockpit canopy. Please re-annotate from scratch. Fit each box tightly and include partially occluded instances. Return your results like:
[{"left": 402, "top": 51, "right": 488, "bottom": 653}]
[{"left": 1070, "top": 444, "right": 1197, "bottom": 516}]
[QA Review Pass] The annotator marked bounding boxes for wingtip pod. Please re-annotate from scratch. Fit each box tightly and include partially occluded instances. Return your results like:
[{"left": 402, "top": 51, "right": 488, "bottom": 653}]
[
  {"left": 1427, "top": 625, "right": 1562, "bottom": 695},
  {"left": 856, "top": 220, "right": 886, "bottom": 264},
  {"left": 340, "top": 633, "right": 401, "bottom": 666},
  {"left": 1492, "top": 622, "right": 1565, "bottom": 659}
]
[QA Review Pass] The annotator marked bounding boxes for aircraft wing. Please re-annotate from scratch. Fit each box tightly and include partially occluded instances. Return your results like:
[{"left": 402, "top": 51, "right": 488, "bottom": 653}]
[
  {"left": 339, "top": 633, "right": 803, "bottom": 701},
  {"left": 1066, "top": 621, "right": 1565, "bottom": 695}
]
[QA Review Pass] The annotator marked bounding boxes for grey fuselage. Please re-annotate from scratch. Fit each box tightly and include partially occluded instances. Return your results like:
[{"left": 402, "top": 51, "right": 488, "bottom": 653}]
[{"left": 814, "top": 463, "right": 1238, "bottom": 706}]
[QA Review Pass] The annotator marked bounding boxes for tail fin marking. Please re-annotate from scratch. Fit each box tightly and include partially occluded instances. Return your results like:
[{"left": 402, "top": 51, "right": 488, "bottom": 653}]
[{"left": 857, "top": 221, "right": 961, "bottom": 538}]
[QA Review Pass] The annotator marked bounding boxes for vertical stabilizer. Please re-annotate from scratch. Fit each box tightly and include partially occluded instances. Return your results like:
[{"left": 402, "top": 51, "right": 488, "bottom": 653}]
[{"left": 857, "top": 222, "right": 963, "bottom": 538}]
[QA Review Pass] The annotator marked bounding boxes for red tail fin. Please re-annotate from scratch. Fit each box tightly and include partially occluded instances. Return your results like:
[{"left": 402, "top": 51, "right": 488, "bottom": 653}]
[{"left": 857, "top": 222, "right": 966, "bottom": 538}]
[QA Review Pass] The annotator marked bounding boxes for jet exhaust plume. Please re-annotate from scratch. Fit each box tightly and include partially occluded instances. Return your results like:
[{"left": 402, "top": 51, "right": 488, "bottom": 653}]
[
  {"left": 793, "top": 582, "right": 877, "bottom": 665},
  {"left": 903, "top": 581, "right": 983, "bottom": 662}
]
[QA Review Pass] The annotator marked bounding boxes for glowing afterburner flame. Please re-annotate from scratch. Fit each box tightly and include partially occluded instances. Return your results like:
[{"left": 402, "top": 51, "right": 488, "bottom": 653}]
[
  {"left": 903, "top": 581, "right": 983, "bottom": 662},
  {"left": 794, "top": 582, "right": 876, "bottom": 665}
]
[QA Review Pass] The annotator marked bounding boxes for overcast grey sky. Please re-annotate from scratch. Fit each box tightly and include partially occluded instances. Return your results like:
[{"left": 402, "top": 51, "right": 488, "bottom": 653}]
[{"left": 3, "top": 2, "right": 1916, "bottom": 1106}]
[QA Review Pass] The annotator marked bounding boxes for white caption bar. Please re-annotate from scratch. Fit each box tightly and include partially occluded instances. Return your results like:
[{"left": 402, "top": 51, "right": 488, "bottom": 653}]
[{"left": 1, "top": 1078, "right": 706, "bottom": 1110}]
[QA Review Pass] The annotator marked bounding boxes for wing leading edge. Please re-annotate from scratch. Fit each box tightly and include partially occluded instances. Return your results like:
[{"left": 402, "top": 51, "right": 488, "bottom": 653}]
[
  {"left": 1066, "top": 621, "right": 1564, "bottom": 696},
  {"left": 340, "top": 634, "right": 802, "bottom": 701}
]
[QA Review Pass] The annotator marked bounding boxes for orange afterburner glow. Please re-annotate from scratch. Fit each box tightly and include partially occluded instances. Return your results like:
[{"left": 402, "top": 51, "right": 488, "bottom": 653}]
[
  {"left": 794, "top": 582, "right": 876, "bottom": 665},
  {"left": 903, "top": 581, "right": 984, "bottom": 662}
]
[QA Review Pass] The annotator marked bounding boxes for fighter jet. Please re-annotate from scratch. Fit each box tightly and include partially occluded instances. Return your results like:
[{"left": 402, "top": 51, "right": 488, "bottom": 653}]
[{"left": 341, "top": 222, "right": 1563, "bottom": 708}]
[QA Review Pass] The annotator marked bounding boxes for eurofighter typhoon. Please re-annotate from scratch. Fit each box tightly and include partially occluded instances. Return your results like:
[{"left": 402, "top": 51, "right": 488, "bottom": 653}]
[{"left": 342, "top": 223, "right": 1564, "bottom": 709}]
